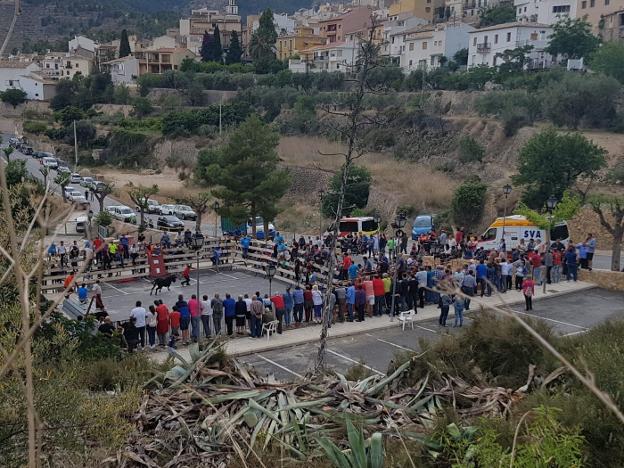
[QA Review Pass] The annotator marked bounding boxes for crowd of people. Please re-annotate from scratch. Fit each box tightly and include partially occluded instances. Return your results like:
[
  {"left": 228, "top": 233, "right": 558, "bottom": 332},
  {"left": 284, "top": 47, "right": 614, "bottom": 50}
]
[{"left": 46, "top": 226, "right": 598, "bottom": 352}]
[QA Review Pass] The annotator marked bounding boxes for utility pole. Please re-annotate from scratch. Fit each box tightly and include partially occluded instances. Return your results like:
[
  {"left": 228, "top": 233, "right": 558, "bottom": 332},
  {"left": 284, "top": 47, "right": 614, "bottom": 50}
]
[
  {"left": 73, "top": 120, "right": 78, "bottom": 168},
  {"left": 219, "top": 95, "right": 223, "bottom": 136}
]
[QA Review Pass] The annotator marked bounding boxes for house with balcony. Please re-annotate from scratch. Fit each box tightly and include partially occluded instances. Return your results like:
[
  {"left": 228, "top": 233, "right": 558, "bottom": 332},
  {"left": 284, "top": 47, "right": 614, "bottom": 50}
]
[
  {"left": 102, "top": 56, "right": 140, "bottom": 85},
  {"left": 318, "top": 7, "right": 373, "bottom": 44},
  {"left": 289, "top": 41, "right": 360, "bottom": 73},
  {"left": 468, "top": 22, "right": 553, "bottom": 68},
  {"left": 134, "top": 48, "right": 196, "bottom": 75},
  {"left": 381, "top": 13, "right": 428, "bottom": 62},
  {"left": 514, "top": 0, "right": 578, "bottom": 25},
  {"left": 400, "top": 21, "right": 474, "bottom": 71},
  {"left": 276, "top": 26, "right": 327, "bottom": 60},
  {"left": 39, "top": 53, "right": 94, "bottom": 80},
  {"left": 601, "top": 9, "right": 624, "bottom": 42}
]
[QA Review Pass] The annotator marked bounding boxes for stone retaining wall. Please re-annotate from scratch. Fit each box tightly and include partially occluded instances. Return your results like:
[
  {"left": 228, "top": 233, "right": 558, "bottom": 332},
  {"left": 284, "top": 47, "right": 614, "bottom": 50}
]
[{"left": 579, "top": 269, "right": 624, "bottom": 291}]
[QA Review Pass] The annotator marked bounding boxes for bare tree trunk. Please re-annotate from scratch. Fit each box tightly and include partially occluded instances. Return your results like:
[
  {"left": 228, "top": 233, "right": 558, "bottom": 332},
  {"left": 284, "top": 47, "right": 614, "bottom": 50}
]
[
  {"left": 315, "top": 24, "right": 379, "bottom": 374},
  {"left": 196, "top": 213, "right": 202, "bottom": 233},
  {"left": 612, "top": 228, "right": 623, "bottom": 272}
]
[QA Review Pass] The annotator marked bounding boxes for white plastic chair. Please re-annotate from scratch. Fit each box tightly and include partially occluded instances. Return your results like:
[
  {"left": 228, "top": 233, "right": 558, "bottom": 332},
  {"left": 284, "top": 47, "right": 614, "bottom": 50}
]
[
  {"left": 262, "top": 320, "right": 279, "bottom": 341},
  {"left": 398, "top": 310, "right": 415, "bottom": 331}
]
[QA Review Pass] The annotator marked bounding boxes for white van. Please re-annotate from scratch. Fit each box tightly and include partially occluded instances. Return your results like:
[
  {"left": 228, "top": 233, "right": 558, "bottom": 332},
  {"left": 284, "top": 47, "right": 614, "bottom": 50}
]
[
  {"left": 42, "top": 157, "right": 58, "bottom": 169},
  {"left": 478, "top": 215, "right": 570, "bottom": 250}
]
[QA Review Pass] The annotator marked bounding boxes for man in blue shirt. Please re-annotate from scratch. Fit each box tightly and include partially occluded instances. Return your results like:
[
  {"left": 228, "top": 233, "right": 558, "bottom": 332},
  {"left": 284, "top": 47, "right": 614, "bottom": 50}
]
[
  {"left": 282, "top": 287, "right": 294, "bottom": 327},
  {"left": 564, "top": 246, "right": 578, "bottom": 281},
  {"left": 293, "top": 286, "right": 304, "bottom": 325},
  {"left": 240, "top": 236, "right": 251, "bottom": 258},
  {"left": 223, "top": 293, "right": 236, "bottom": 336},
  {"left": 586, "top": 233, "right": 596, "bottom": 271},
  {"left": 345, "top": 282, "right": 356, "bottom": 321},
  {"left": 576, "top": 242, "right": 588, "bottom": 270},
  {"left": 77, "top": 283, "right": 88, "bottom": 304},
  {"left": 348, "top": 262, "right": 359, "bottom": 281},
  {"left": 476, "top": 260, "right": 488, "bottom": 297}
]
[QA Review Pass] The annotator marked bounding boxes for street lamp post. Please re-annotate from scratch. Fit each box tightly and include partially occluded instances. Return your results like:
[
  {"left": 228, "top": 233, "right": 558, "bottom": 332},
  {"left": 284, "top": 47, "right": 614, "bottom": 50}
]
[
  {"left": 390, "top": 212, "right": 407, "bottom": 321},
  {"left": 266, "top": 263, "right": 277, "bottom": 297},
  {"left": 543, "top": 195, "right": 558, "bottom": 293},
  {"left": 212, "top": 200, "right": 220, "bottom": 238},
  {"left": 318, "top": 189, "right": 325, "bottom": 239},
  {"left": 502, "top": 184, "right": 512, "bottom": 249},
  {"left": 192, "top": 231, "right": 205, "bottom": 306}
]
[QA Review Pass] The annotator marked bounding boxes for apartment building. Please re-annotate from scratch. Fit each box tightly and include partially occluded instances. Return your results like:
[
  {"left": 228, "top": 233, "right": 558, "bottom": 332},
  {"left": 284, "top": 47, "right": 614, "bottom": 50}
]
[
  {"left": 276, "top": 26, "right": 327, "bottom": 60},
  {"left": 0, "top": 62, "right": 56, "bottom": 101},
  {"left": 179, "top": 5, "right": 242, "bottom": 54},
  {"left": 514, "top": 0, "right": 578, "bottom": 24},
  {"left": 39, "top": 53, "right": 94, "bottom": 80},
  {"left": 401, "top": 21, "right": 475, "bottom": 71},
  {"left": 468, "top": 22, "right": 553, "bottom": 68},
  {"left": 600, "top": 8, "right": 624, "bottom": 41},
  {"left": 577, "top": 0, "right": 624, "bottom": 34},
  {"left": 134, "top": 48, "right": 196, "bottom": 75},
  {"left": 318, "top": 7, "right": 373, "bottom": 43},
  {"left": 291, "top": 41, "right": 360, "bottom": 73},
  {"left": 389, "top": 0, "right": 446, "bottom": 22},
  {"left": 381, "top": 14, "right": 428, "bottom": 61}
]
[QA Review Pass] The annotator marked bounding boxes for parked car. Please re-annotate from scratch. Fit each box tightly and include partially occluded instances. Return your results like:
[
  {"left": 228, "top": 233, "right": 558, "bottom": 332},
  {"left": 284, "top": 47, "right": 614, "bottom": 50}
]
[
  {"left": 157, "top": 215, "right": 184, "bottom": 232},
  {"left": 105, "top": 205, "right": 137, "bottom": 224},
  {"left": 136, "top": 198, "right": 160, "bottom": 214},
  {"left": 70, "top": 173, "right": 82, "bottom": 184},
  {"left": 159, "top": 204, "right": 177, "bottom": 215},
  {"left": 63, "top": 186, "right": 76, "bottom": 198},
  {"left": 57, "top": 165, "right": 71, "bottom": 174},
  {"left": 173, "top": 204, "right": 197, "bottom": 221},
  {"left": 68, "top": 191, "right": 90, "bottom": 209},
  {"left": 80, "top": 177, "right": 94, "bottom": 188},
  {"left": 22, "top": 146, "right": 33, "bottom": 155},
  {"left": 42, "top": 157, "right": 58, "bottom": 169},
  {"left": 8, "top": 137, "right": 21, "bottom": 147}
]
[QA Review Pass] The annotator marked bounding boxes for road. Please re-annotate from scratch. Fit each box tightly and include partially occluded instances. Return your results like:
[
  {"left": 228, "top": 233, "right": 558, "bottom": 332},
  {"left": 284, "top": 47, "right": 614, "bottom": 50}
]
[{"left": 238, "top": 288, "right": 624, "bottom": 381}]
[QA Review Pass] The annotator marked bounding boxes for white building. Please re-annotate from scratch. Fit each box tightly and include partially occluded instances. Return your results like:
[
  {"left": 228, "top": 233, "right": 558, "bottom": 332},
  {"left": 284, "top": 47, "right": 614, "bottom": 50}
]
[
  {"left": 401, "top": 21, "right": 475, "bottom": 71},
  {"left": 250, "top": 12, "right": 296, "bottom": 35},
  {"left": 467, "top": 22, "right": 553, "bottom": 68},
  {"left": 0, "top": 62, "right": 56, "bottom": 101},
  {"left": 381, "top": 13, "right": 428, "bottom": 62},
  {"left": 514, "top": 0, "right": 577, "bottom": 24},
  {"left": 104, "top": 56, "right": 140, "bottom": 85},
  {"left": 39, "top": 53, "right": 94, "bottom": 80},
  {"left": 290, "top": 41, "right": 359, "bottom": 73}
]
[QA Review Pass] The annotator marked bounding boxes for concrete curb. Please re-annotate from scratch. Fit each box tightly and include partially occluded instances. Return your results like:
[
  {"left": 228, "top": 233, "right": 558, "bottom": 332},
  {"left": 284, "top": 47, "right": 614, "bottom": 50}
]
[{"left": 225, "top": 282, "right": 598, "bottom": 357}]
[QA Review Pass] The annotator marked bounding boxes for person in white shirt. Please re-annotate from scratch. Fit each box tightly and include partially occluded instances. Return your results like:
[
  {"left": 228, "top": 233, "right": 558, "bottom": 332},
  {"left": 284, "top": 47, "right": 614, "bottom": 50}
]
[
  {"left": 500, "top": 260, "right": 512, "bottom": 292},
  {"left": 201, "top": 295, "right": 212, "bottom": 338},
  {"left": 130, "top": 301, "right": 147, "bottom": 349},
  {"left": 243, "top": 294, "right": 253, "bottom": 331}
]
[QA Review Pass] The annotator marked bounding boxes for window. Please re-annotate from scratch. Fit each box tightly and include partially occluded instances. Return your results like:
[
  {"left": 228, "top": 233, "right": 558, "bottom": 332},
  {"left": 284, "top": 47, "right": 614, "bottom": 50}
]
[
  {"left": 552, "top": 5, "right": 571, "bottom": 12},
  {"left": 409, "top": 42, "right": 414, "bottom": 50},
  {"left": 581, "top": 0, "right": 586, "bottom": 7},
  {"left": 483, "top": 228, "right": 497, "bottom": 241},
  {"left": 530, "top": 32, "right": 538, "bottom": 40},
  {"left": 590, "top": 0, "right": 595, "bottom": 6},
  {"left": 473, "top": 37, "right": 477, "bottom": 45},
  {"left": 507, "top": 32, "right": 512, "bottom": 42},
  {"left": 422, "top": 41, "right": 428, "bottom": 49},
  {"left": 494, "top": 34, "right": 498, "bottom": 44},
  {"left": 409, "top": 59, "right": 413, "bottom": 66},
  {"left": 425, "top": 6, "right": 431, "bottom": 12},
  {"left": 493, "top": 56, "right": 497, "bottom": 66},
  {"left": 605, "top": 0, "right": 610, "bottom": 4}
]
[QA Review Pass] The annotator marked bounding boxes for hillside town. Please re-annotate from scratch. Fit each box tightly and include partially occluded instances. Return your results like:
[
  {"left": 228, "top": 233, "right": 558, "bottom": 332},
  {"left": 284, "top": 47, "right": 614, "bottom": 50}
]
[{"left": 1, "top": 0, "right": 623, "bottom": 99}]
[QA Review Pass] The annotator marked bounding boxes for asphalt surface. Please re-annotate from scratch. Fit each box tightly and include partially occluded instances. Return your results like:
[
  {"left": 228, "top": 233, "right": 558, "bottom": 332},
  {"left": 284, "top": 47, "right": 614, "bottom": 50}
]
[{"left": 238, "top": 288, "right": 624, "bottom": 381}]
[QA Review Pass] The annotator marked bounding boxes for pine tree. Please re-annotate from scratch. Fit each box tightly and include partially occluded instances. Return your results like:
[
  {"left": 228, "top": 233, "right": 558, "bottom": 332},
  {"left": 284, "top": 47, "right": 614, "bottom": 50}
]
[
  {"left": 119, "top": 29, "right": 131, "bottom": 58},
  {"left": 212, "top": 24, "right": 223, "bottom": 63},
  {"left": 225, "top": 31, "right": 242, "bottom": 64},
  {"left": 200, "top": 30, "right": 214, "bottom": 62},
  {"left": 250, "top": 9, "right": 278, "bottom": 73}
]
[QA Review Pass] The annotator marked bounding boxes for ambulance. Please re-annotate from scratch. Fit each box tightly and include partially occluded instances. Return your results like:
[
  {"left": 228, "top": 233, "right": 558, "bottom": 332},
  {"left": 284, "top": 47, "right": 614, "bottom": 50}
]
[{"left": 478, "top": 215, "right": 570, "bottom": 250}]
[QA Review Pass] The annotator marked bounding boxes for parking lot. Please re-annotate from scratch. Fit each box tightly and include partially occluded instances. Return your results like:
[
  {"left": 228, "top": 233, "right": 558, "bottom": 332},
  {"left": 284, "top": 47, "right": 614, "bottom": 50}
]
[
  {"left": 238, "top": 288, "right": 624, "bottom": 381},
  {"left": 99, "top": 269, "right": 277, "bottom": 322}
]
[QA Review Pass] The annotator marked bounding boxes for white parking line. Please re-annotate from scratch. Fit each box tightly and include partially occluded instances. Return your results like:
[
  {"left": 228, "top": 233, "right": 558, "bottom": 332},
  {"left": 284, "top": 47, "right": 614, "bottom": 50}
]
[
  {"left": 104, "top": 282, "right": 130, "bottom": 295},
  {"left": 365, "top": 334, "right": 414, "bottom": 351},
  {"left": 256, "top": 354, "right": 304, "bottom": 379},
  {"left": 326, "top": 348, "right": 385, "bottom": 376},
  {"left": 562, "top": 330, "right": 589, "bottom": 337},
  {"left": 514, "top": 310, "right": 588, "bottom": 330},
  {"left": 415, "top": 324, "right": 438, "bottom": 333}
]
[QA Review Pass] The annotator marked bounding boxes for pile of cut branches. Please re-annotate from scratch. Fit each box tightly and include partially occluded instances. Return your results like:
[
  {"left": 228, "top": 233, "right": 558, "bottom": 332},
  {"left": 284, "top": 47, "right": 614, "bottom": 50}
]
[{"left": 109, "top": 340, "right": 544, "bottom": 467}]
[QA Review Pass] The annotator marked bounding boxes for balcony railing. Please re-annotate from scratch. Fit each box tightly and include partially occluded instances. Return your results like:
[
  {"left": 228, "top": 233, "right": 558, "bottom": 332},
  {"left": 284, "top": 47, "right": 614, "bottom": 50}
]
[{"left": 476, "top": 43, "right": 490, "bottom": 53}]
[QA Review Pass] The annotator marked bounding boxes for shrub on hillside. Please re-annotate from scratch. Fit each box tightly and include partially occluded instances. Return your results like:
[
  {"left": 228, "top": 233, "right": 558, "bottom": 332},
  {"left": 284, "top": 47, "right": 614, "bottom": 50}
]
[
  {"left": 23, "top": 120, "right": 48, "bottom": 134},
  {"left": 451, "top": 177, "right": 488, "bottom": 230},
  {"left": 541, "top": 73, "right": 621, "bottom": 129},
  {"left": 102, "top": 129, "right": 155, "bottom": 168},
  {"left": 458, "top": 135, "right": 485, "bottom": 163}
]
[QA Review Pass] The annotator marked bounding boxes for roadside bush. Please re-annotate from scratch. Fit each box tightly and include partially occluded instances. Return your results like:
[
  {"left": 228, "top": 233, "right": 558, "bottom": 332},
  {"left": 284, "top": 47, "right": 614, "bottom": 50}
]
[
  {"left": 195, "top": 71, "right": 255, "bottom": 90},
  {"left": 103, "top": 128, "right": 155, "bottom": 168},
  {"left": 457, "top": 135, "right": 485, "bottom": 163},
  {"left": 501, "top": 109, "right": 529, "bottom": 137},
  {"left": 180, "top": 58, "right": 254, "bottom": 74},
  {"left": 161, "top": 100, "right": 251, "bottom": 136},
  {"left": 475, "top": 89, "right": 541, "bottom": 123},
  {"left": 23, "top": 120, "right": 48, "bottom": 134}
]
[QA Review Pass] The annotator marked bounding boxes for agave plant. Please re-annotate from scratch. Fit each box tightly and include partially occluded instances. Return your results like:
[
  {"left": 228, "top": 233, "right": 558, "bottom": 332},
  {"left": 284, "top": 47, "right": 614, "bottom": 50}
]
[{"left": 317, "top": 419, "right": 384, "bottom": 468}]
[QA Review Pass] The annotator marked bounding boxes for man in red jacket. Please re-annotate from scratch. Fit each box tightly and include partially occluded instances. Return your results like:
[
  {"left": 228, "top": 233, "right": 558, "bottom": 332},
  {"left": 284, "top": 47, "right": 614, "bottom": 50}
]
[
  {"left": 270, "top": 293, "right": 285, "bottom": 334},
  {"left": 372, "top": 275, "right": 386, "bottom": 317}
]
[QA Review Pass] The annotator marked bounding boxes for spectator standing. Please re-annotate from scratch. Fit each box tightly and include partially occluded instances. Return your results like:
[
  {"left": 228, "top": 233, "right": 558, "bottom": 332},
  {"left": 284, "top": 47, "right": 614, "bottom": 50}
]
[
  {"left": 130, "top": 301, "right": 147, "bottom": 349},
  {"left": 146, "top": 305, "right": 157, "bottom": 349},
  {"left": 311, "top": 285, "right": 323, "bottom": 323},
  {"left": 270, "top": 293, "right": 286, "bottom": 333},
  {"left": 169, "top": 306, "right": 181, "bottom": 339},
  {"left": 122, "top": 317, "right": 140, "bottom": 353},
  {"left": 201, "top": 295, "right": 212, "bottom": 338},
  {"left": 522, "top": 276, "right": 535, "bottom": 311},
  {"left": 552, "top": 249, "right": 562, "bottom": 283},
  {"left": 293, "top": 286, "right": 304, "bottom": 326},
  {"left": 181, "top": 264, "right": 191, "bottom": 286},
  {"left": 211, "top": 294, "right": 224, "bottom": 335},
  {"left": 303, "top": 286, "right": 313, "bottom": 323},
  {"left": 250, "top": 296, "right": 264, "bottom": 338},
  {"left": 565, "top": 246, "right": 578, "bottom": 281},
  {"left": 282, "top": 287, "right": 294, "bottom": 328},
  {"left": 355, "top": 285, "right": 366, "bottom": 322},
  {"left": 439, "top": 293, "right": 452, "bottom": 327},
  {"left": 188, "top": 294, "right": 203, "bottom": 343},
  {"left": 223, "top": 293, "right": 236, "bottom": 336},
  {"left": 586, "top": 233, "right": 596, "bottom": 270},
  {"left": 453, "top": 295, "right": 464, "bottom": 328},
  {"left": 155, "top": 300, "right": 170, "bottom": 346},
  {"left": 176, "top": 295, "right": 191, "bottom": 345},
  {"left": 346, "top": 282, "right": 356, "bottom": 322}
]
